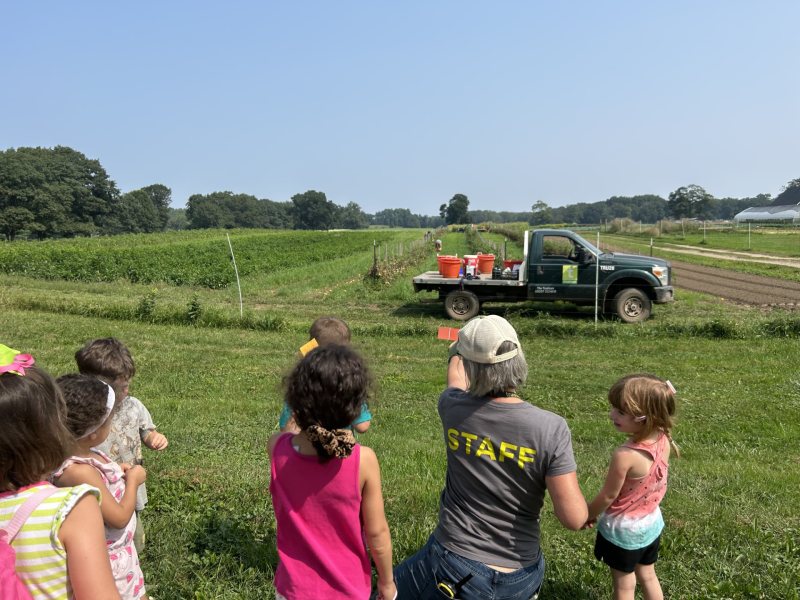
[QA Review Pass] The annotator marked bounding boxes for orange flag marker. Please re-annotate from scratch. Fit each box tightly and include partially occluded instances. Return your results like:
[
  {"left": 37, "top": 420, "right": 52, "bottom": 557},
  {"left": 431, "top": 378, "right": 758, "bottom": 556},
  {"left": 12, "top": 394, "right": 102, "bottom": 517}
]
[{"left": 437, "top": 327, "right": 460, "bottom": 341}]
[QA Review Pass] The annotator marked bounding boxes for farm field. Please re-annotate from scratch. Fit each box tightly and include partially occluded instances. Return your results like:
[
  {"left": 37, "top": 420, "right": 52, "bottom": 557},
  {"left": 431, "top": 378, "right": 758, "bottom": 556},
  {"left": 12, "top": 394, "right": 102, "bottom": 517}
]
[
  {"left": 2, "top": 228, "right": 799, "bottom": 599},
  {"left": 640, "top": 228, "right": 800, "bottom": 257},
  {"left": 599, "top": 230, "right": 800, "bottom": 284}
]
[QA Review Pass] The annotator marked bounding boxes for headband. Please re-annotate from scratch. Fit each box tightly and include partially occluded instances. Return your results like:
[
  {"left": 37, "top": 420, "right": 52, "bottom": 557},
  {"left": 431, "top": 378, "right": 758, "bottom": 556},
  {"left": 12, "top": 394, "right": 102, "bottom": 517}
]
[
  {"left": 0, "top": 344, "right": 35, "bottom": 376},
  {"left": 80, "top": 383, "right": 116, "bottom": 439}
]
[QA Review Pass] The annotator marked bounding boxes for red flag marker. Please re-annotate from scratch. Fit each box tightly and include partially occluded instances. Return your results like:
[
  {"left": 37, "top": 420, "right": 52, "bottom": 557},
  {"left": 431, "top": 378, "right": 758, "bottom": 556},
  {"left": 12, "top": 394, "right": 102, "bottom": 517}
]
[{"left": 437, "top": 327, "right": 459, "bottom": 341}]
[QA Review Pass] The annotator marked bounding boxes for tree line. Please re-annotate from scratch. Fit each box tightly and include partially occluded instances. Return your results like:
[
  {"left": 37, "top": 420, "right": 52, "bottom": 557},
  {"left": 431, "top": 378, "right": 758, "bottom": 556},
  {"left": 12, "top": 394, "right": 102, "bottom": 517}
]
[
  {"left": 1, "top": 146, "right": 795, "bottom": 241},
  {"left": 0, "top": 146, "right": 442, "bottom": 240}
]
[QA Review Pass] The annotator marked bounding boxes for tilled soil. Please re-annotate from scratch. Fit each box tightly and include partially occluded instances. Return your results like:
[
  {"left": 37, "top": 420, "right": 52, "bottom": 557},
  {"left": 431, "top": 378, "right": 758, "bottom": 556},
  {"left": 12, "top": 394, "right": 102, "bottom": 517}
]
[{"left": 670, "top": 260, "right": 800, "bottom": 308}]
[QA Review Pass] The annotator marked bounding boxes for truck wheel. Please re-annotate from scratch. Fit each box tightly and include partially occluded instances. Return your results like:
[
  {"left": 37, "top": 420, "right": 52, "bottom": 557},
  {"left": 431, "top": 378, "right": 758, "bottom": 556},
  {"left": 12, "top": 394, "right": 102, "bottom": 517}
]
[
  {"left": 614, "top": 288, "right": 651, "bottom": 323},
  {"left": 445, "top": 290, "right": 480, "bottom": 321}
]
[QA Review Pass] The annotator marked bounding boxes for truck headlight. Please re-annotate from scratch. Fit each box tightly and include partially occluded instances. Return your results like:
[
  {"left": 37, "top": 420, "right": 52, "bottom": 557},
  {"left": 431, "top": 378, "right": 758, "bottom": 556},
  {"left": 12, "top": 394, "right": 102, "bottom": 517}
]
[{"left": 652, "top": 266, "right": 669, "bottom": 286}]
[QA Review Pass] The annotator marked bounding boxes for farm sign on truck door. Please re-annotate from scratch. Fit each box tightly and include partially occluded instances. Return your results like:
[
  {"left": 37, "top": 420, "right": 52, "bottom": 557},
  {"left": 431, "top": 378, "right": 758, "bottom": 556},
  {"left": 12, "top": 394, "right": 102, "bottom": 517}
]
[{"left": 529, "top": 232, "right": 598, "bottom": 304}]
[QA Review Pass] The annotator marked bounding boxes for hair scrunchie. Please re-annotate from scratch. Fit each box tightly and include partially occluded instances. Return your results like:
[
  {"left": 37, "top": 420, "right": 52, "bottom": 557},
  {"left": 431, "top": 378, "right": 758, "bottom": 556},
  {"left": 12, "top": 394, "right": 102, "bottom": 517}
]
[{"left": 306, "top": 425, "right": 356, "bottom": 458}]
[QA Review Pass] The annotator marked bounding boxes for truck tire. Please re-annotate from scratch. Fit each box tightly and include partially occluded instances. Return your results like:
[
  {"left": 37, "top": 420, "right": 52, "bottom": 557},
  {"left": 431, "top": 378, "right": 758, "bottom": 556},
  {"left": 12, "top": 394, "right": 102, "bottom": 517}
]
[
  {"left": 614, "top": 288, "right": 651, "bottom": 323},
  {"left": 445, "top": 290, "right": 480, "bottom": 321}
]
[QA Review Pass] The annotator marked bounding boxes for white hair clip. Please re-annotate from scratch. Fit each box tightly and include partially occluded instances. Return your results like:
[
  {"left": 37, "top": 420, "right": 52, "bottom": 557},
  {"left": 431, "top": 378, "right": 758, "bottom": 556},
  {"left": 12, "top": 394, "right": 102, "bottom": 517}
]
[
  {"left": 80, "top": 382, "right": 116, "bottom": 439},
  {"left": 634, "top": 415, "right": 647, "bottom": 422},
  {"left": 666, "top": 380, "right": 677, "bottom": 394}
]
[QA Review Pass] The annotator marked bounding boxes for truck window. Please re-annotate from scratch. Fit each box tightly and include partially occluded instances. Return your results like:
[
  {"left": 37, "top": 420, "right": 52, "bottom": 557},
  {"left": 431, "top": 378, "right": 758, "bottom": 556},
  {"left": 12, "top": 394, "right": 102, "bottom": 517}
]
[{"left": 542, "top": 236, "right": 575, "bottom": 259}]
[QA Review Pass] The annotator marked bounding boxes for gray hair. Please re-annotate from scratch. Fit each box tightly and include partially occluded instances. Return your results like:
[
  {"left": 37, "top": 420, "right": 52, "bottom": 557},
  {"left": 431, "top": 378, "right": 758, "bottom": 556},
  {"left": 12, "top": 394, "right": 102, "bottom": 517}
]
[{"left": 462, "top": 341, "right": 528, "bottom": 398}]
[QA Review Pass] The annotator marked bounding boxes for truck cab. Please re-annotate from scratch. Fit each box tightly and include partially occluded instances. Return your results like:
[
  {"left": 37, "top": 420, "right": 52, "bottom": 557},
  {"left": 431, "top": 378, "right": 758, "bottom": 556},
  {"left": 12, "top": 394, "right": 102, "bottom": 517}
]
[{"left": 526, "top": 229, "right": 673, "bottom": 321}]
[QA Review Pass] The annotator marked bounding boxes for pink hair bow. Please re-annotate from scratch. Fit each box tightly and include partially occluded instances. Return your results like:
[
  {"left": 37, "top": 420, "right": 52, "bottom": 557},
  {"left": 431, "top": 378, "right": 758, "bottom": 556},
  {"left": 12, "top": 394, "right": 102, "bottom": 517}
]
[{"left": 0, "top": 348, "right": 35, "bottom": 376}]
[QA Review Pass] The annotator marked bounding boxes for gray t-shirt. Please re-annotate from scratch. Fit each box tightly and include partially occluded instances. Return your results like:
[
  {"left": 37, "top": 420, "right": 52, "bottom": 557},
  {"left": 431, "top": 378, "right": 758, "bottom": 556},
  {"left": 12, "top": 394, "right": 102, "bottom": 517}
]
[{"left": 434, "top": 387, "right": 577, "bottom": 568}]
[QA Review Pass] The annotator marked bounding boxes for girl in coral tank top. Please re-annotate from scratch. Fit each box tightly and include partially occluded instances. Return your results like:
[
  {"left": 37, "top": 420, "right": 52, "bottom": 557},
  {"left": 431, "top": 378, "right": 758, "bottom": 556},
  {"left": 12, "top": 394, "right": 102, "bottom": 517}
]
[
  {"left": 268, "top": 345, "right": 395, "bottom": 600},
  {"left": 585, "top": 374, "right": 680, "bottom": 600}
]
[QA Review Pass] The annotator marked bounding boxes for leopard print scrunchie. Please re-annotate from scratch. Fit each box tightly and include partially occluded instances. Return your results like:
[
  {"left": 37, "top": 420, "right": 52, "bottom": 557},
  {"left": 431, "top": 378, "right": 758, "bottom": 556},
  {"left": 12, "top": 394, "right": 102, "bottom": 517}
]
[{"left": 306, "top": 425, "right": 356, "bottom": 458}]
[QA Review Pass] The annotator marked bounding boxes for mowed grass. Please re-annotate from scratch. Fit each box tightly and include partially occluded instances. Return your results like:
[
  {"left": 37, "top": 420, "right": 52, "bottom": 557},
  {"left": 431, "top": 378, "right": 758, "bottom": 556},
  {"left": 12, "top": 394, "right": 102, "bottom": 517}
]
[
  {"left": 599, "top": 232, "right": 800, "bottom": 283},
  {"left": 2, "top": 228, "right": 799, "bottom": 599}
]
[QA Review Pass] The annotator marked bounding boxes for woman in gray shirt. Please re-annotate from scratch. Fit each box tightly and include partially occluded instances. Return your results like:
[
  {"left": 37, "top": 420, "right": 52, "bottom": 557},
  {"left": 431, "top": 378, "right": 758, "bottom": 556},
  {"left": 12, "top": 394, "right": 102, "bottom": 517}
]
[{"left": 393, "top": 315, "right": 587, "bottom": 599}]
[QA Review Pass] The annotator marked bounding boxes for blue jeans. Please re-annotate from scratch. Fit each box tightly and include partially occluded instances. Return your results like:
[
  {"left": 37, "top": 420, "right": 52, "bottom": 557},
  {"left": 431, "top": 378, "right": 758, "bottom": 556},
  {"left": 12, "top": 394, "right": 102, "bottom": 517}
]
[{"left": 394, "top": 535, "right": 544, "bottom": 599}]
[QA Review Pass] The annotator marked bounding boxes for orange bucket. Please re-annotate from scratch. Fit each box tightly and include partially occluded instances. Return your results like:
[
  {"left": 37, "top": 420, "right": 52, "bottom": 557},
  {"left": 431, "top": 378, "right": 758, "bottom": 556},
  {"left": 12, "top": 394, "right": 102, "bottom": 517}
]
[
  {"left": 437, "top": 255, "right": 457, "bottom": 274},
  {"left": 477, "top": 253, "right": 495, "bottom": 274},
  {"left": 438, "top": 256, "right": 461, "bottom": 278}
]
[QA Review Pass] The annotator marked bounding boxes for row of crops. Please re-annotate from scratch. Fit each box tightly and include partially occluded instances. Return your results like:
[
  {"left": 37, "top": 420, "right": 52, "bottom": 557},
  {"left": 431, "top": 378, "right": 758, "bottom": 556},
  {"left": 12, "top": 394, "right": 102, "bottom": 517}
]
[{"left": 0, "top": 229, "right": 404, "bottom": 288}]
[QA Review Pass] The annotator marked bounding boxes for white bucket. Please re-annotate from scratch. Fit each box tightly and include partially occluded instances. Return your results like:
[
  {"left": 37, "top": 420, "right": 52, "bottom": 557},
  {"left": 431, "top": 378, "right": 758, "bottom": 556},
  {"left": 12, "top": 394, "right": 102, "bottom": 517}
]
[{"left": 464, "top": 255, "right": 478, "bottom": 277}]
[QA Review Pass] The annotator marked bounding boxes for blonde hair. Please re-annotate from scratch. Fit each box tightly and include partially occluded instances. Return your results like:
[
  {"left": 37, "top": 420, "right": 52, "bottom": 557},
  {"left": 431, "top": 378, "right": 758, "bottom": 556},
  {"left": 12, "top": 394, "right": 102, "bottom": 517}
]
[{"left": 609, "top": 373, "right": 680, "bottom": 457}]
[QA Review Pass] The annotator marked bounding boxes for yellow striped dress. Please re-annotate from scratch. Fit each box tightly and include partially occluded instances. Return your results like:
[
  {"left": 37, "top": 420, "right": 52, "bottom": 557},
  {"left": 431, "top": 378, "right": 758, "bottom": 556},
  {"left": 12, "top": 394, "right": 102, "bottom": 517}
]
[{"left": 0, "top": 482, "right": 100, "bottom": 600}]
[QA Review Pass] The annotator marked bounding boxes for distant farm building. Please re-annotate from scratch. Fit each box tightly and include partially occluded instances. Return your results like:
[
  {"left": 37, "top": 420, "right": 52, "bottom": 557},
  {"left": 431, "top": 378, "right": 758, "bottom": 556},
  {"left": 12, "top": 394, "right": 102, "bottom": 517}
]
[{"left": 734, "top": 185, "right": 800, "bottom": 223}]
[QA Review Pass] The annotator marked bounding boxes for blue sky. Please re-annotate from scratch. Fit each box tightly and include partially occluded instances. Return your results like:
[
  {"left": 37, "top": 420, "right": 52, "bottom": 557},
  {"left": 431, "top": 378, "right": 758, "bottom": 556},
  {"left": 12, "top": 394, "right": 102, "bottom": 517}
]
[{"left": 2, "top": 2, "right": 798, "bottom": 214}]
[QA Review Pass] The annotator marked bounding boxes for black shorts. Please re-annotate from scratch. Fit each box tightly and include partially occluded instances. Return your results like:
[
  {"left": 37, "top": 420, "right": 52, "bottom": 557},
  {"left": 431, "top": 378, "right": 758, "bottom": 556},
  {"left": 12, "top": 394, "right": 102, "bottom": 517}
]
[{"left": 594, "top": 532, "right": 660, "bottom": 573}]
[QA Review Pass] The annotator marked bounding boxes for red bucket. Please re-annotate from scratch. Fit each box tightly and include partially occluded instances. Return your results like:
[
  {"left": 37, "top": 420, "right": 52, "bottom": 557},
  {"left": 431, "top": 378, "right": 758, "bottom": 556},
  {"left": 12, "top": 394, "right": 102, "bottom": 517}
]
[
  {"left": 503, "top": 259, "right": 523, "bottom": 270},
  {"left": 438, "top": 256, "right": 461, "bottom": 278},
  {"left": 477, "top": 253, "right": 495, "bottom": 274}
]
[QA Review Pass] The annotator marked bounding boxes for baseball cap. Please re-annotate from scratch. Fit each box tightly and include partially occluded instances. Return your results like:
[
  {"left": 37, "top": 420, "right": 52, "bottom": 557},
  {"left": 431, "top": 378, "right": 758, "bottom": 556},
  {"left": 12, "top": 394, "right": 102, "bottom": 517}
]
[{"left": 455, "top": 315, "right": 521, "bottom": 364}]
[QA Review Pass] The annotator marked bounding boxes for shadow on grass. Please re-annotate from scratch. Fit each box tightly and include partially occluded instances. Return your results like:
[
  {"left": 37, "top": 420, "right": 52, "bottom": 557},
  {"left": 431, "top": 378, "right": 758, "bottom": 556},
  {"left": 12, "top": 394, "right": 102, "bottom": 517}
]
[
  {"left": 394, "top": 300, "right": 610, "bottom": 322},
  {"left": 193, "top": 511, "right": 277, "bottom": 572}
]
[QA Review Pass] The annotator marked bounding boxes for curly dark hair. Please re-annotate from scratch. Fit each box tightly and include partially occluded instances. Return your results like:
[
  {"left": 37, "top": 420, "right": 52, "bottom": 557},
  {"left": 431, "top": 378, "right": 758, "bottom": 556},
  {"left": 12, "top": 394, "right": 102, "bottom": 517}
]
[
  {"left": 0, "top": 366, "right": 73, "bottom": 491},
  {"left": 284, "top": 344, "right": 371, "bottom": 440},
  {"left": 56, "top": 374, "right": 115, "bottom": 439}
]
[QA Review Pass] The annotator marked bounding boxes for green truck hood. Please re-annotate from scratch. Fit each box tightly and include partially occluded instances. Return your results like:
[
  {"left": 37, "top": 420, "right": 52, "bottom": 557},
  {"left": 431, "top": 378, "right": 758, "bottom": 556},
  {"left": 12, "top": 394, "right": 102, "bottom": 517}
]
[{"left": 601, "top": 253, "right": 670, "bottom": 269}]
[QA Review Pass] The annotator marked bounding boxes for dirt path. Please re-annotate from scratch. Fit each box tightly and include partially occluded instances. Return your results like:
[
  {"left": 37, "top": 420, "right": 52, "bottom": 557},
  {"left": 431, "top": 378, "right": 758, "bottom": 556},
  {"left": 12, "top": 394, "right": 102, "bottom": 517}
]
[
  {"left": 669, "top": 260, "right": 800, "bottom": 308},
  {"left": 605, "top": 243, "right": 800, "bottom": 308},
  {"left": 660, "top": 243, "right": 800, "bottom": 269}
]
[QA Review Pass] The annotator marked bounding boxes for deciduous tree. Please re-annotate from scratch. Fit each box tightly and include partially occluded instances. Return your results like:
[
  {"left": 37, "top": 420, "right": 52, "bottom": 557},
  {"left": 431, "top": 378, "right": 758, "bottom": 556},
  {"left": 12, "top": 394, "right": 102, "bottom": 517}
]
[
  {"left": 339, "top": 201, "right": 370, "bottom": 229},
  {"left": 290, "top": 190, "right": 337, "bottom": 230},
  {"left": 668, "top": 184, "right": 713, "bottom": 219},
  {"left": 444, "top": 193, "right": 470, "bottom": 225}
]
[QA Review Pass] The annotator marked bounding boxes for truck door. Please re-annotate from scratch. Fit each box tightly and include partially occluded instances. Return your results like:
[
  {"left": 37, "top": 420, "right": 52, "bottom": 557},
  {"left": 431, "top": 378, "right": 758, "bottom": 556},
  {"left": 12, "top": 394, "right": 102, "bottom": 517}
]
[{"left": 530, "top": 233, "right": 596, "bottom": 302}]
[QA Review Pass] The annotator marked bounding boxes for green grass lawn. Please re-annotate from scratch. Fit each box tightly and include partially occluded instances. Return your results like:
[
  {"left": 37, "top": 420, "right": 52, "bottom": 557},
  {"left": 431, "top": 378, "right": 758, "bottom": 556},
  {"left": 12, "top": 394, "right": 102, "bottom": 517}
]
[
  {"left": 599, "top": 233, "right": 800, "bottom": 284},
  {"left": 2, "top": 228, "right": 799, "bottom": 599}
]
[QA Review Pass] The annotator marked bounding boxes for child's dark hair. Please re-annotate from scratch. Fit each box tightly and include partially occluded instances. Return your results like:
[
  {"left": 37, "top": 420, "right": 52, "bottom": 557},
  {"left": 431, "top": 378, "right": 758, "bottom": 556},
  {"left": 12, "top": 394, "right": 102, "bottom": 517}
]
[
  {"left": 309, "top": 316, "right": 351, "bottom": 347},
  {"left": 284, "top": 345, "right": 370, "bottom": 457},
  {"left": 56, "top": 374, "right": 115, "bottom": 439},
  {"left": 609, "top": 373, "right": 680, "bottom": 456},
  {"left": 75, "top": 337, "right": 136, "bottom": 380},
  {"left": 0, "top": 366, "right": 73, "bottom": 491}
]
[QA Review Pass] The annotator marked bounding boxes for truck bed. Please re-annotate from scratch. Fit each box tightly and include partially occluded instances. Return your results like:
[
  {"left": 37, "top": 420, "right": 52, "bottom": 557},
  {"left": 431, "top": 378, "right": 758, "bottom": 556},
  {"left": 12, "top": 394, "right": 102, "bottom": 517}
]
[{"left": 413, "top": 271, "right": 526, "bottom": 293}]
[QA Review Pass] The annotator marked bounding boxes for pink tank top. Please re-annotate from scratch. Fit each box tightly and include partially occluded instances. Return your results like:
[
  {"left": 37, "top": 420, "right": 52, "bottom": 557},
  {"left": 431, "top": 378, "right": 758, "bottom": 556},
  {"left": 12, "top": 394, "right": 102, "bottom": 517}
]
[
  {"left": 605, "top": 433, "right": 669, "bottom": 519},
  {"left": 269, "top": 433, "right": 370, "bottom": 599}
]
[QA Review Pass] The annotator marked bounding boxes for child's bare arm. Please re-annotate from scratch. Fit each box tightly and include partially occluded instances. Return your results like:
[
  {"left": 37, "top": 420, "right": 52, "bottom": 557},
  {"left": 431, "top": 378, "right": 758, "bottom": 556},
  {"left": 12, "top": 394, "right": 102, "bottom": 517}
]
[
  {"left": 59, "top": 494, "right": 121, "bottom": 600},
  {"left": 143, "top": 429, "right": 168, "bottom": 450},
  {"left": 280, "top": 416, "right": 301, "bottom": 434},
  {"left": 360, "top": 447, "right": 395, "bottom": 600},
  {"left": 587, "top": 448, "right": 634, "bottom": 522},
  {"left": 54, "top": 463, "right": 145, "bottom": 530},
  {"left": 353, "top": 420, "right": 371, "bottom": 434}
]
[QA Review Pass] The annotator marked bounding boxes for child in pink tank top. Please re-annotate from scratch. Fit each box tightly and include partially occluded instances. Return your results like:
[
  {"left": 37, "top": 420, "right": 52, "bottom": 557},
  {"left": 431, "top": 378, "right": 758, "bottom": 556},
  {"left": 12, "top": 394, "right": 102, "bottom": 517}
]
[
  {"left": 584, "top": 374, "right": 680, "bottom": 600},
  {"left": 268, "top": 345, "right": 395, "bottom": 600}
]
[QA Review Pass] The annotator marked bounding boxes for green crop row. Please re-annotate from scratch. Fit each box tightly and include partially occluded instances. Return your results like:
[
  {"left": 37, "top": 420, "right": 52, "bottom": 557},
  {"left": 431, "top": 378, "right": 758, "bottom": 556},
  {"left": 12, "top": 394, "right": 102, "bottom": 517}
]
[{"left": 0, "top": 229, "right": 403, "bottom": 288}]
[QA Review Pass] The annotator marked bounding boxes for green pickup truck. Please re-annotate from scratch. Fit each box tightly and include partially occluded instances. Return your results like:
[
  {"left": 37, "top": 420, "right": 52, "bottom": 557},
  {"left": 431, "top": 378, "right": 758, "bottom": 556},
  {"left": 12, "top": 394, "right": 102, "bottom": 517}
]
[{"left": 412, "top": 229, "right": 674, "bottom": 323}]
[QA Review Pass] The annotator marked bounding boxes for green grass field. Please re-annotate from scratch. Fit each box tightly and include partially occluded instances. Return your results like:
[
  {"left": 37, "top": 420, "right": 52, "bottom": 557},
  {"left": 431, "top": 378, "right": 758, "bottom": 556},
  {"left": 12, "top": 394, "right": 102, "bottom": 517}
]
[{"left": 2, "top": 229, "right": 799, "bottom": 599}]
